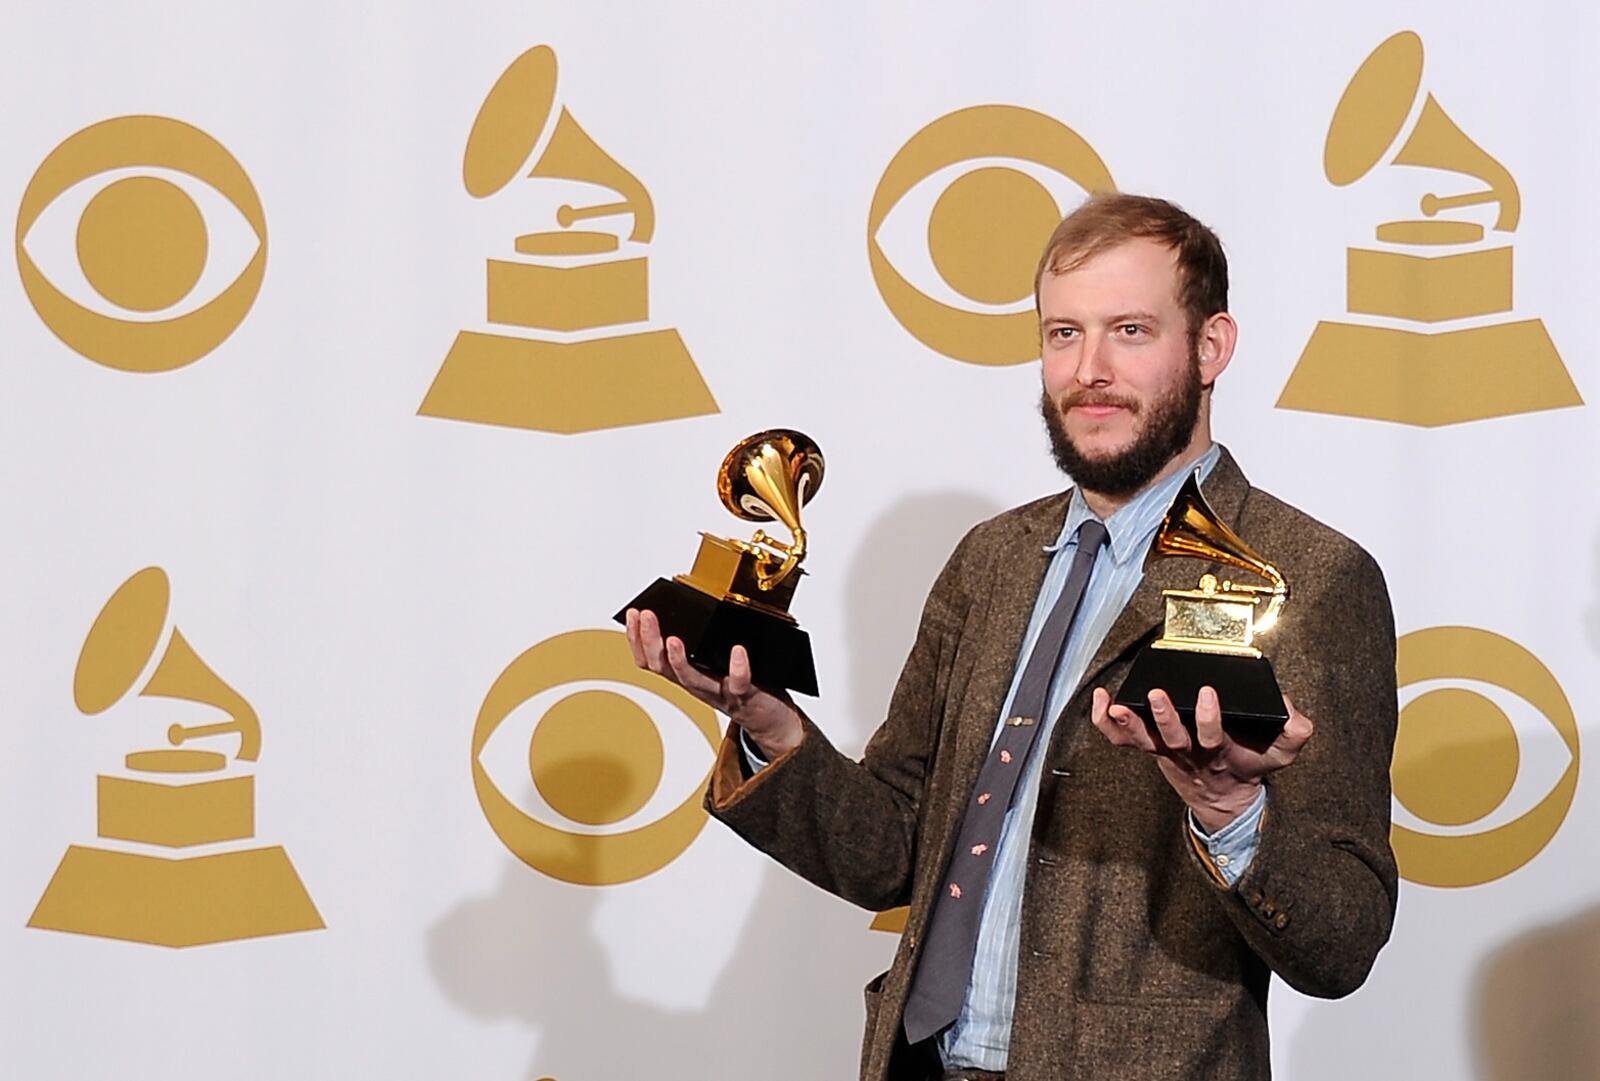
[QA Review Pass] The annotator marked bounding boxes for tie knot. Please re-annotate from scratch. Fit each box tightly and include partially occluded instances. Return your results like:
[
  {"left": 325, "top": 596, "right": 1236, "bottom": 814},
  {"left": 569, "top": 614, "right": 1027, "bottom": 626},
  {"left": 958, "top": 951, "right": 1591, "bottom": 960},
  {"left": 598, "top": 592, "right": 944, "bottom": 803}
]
[{"left": 1075, "top": 518, "right": 1109, "bottom": 555}]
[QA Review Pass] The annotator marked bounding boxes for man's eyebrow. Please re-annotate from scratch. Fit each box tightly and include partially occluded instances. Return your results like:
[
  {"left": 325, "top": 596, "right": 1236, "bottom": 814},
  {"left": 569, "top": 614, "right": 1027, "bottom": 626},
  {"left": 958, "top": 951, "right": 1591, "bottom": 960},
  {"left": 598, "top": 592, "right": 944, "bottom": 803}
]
[
  {"left": 1107, "top": 310, "right": 1161, "bottom": 324},
  {"left": 1039, "top": 316, "right": 1080, "bottom": 327}
]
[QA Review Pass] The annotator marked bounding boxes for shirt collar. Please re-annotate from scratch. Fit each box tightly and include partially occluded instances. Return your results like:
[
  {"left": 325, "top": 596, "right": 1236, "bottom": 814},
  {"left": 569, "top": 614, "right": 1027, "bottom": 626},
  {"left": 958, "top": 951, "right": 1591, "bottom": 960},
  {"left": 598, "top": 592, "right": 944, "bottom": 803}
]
[{"left": 1044, "top": 443, "right": 1223, "bottom": 565}]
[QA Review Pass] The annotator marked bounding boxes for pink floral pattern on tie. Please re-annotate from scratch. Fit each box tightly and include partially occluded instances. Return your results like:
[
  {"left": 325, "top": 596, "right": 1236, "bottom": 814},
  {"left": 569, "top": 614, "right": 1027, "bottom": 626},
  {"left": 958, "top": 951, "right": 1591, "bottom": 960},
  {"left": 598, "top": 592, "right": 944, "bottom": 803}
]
[
  {"left": 1000, "top": 749, "right": 1013, "bottom": 764},
  {"left": 971, "top": 844, "right": 988, "bottom": 856},
  {"left": 949, "top": 883, "right": 962, "bottom": 899},
  {"left": 977, "top": 792, "right": 991, "bottom": 805}
]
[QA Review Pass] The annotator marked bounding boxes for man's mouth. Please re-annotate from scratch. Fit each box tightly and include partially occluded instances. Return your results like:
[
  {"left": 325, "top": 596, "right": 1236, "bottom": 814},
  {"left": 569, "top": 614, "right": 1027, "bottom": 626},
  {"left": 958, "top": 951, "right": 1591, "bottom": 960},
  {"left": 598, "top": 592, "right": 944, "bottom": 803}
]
[{"left": 1070, "top": 403, "right": 1126, "bottom": 419}]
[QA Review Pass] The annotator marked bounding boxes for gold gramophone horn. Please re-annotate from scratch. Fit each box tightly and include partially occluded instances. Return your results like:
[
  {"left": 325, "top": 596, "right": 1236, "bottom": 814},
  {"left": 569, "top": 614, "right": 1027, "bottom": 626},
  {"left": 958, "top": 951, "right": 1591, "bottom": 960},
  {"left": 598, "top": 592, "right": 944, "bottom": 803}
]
[
  {"left": 1324, "top": 30, "right": 1519, "bottom": 234},
  {"left": 462, "top": 44, "right": 655, "bottom": 245},
  {"left": 716, "top": 429, "right": 824, "bottom": 592},
  {"left": 1154, "top": 474, "right": 1288, "bottom": 634},
  {"left": 74, "top": 567, "right": 262, "bottom": 762}
]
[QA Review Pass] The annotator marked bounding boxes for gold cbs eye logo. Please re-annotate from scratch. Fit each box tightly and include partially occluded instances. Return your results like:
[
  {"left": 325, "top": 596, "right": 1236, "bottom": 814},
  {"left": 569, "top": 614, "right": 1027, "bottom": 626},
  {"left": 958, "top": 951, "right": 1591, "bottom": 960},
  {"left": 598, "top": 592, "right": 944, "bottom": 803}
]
[
  {"left": 15, "top": 116, "right": 267, "bottom": 372},
  {"left": 470, "top": 629, "right": 720, "bottom": 886},
  {"left": 1391, "top": 626, "right": 1580, "bottom": 887},
  {"left": 867, "top": 105, "right": 1114, "bottom": 366}
]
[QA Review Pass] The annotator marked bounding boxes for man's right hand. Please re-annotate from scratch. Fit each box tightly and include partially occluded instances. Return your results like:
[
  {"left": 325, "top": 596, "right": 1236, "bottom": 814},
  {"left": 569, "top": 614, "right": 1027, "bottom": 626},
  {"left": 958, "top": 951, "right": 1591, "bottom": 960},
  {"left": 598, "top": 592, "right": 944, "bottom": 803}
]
[{"left": 624, "top": 608, "right": 805, "bottom": 759}]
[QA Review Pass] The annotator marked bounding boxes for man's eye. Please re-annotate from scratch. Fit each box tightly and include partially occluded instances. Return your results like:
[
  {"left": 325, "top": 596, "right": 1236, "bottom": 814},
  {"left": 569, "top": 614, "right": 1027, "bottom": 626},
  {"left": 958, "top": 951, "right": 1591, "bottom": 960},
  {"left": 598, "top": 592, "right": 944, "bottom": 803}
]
[
  {"left": 1050, "top": 327, "right": 1077, "bottom": 340},
  {"left": 1118, "top": 324, "right": 1144, "bottom": 337}
]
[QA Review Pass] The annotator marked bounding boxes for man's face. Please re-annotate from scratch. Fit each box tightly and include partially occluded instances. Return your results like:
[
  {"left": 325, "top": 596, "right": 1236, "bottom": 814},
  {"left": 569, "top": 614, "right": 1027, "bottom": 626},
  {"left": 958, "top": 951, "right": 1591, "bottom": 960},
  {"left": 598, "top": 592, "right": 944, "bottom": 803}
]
[{"left": 1037, "top": 237, "right": 1208, "bottom": 497}]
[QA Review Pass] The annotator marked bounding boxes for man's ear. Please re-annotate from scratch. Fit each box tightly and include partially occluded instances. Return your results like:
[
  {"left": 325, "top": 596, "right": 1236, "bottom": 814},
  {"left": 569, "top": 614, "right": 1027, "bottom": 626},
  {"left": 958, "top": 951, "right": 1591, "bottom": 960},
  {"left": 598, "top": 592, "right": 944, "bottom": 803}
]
[{"left": 1196, "top": 311, "right": 1237, "bottom": 387}]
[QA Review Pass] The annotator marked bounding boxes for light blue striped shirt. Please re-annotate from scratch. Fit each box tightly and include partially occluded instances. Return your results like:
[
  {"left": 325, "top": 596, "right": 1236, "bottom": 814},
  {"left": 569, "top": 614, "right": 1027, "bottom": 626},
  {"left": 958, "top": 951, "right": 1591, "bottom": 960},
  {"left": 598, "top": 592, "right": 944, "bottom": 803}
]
[{"left": 939, "top": 443, "right": 1265, "bottom": 1071}]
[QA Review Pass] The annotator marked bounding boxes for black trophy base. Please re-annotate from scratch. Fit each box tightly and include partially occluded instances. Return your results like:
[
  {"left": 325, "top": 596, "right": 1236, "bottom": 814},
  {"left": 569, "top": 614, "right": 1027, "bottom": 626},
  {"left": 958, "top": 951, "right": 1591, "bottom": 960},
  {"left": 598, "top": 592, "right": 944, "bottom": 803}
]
[
  {"left": 1114, "top": 645, "right": 1287, "bottom": 744},
  {"left": 615, "top": 578, "right": 818, "bottom": 697}
]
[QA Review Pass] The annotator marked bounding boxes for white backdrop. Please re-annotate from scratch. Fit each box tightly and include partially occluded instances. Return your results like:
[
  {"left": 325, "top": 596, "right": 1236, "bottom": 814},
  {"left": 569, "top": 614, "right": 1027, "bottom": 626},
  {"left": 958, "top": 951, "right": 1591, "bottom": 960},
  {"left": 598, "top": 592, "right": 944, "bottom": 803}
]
[{"left": 1, "top": 3, "right": 1596, "bottom": 1078}]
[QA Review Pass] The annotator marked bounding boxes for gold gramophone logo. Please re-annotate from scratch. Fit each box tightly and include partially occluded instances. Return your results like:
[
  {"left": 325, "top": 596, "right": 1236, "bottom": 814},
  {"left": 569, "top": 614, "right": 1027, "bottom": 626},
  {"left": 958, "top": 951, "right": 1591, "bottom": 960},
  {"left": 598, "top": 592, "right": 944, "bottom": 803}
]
[
  {"left": 471, "top": 629, "right": 720, "bottom": 886},
  {"left": 29, "top": 568, "right": 322, "bottom": 947},
  {"left": 868, "top": 105, "right": 1114, "bottom": 366},
  {"left": 418, "top": 45, "right": 717, "bottom": 434},
  {"left": 1391, "top": 626, "right": 1579, "bottom": 888},
  {"left": 15, "top": 116, "right": 267, "bottom": 373},
  {"left": 1279, "top": 31, "right": 1582, "bottom": 426}
]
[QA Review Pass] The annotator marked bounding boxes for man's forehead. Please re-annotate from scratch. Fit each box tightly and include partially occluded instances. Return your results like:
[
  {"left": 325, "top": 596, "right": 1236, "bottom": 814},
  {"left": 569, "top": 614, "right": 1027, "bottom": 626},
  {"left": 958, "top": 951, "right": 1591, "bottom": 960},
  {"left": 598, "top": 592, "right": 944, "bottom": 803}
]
[{"left": 1039, "top": 237, "right": 1182, "bottom": 315}]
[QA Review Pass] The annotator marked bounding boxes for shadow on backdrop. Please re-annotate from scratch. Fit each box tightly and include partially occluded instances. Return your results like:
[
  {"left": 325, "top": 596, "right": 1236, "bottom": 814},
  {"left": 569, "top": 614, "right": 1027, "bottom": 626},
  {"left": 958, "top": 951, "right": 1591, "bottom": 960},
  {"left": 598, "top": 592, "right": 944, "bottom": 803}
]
[
  {"left": 1472, "top": 902, "right": 1600, "bottom": 1080},
  {"left": 843, "top": 491, "right": 1005, "bottom": 747},
  {"left": 429, "top": 756, "right": 888, "bottom": 1081}
]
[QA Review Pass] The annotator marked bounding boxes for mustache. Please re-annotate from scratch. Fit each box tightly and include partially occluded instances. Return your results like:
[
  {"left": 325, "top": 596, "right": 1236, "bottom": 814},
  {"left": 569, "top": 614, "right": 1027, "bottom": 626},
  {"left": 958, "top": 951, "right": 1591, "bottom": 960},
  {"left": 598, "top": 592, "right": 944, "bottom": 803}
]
[{"left": 1054, "top": 389, "right": 1141, "bottom": 413}]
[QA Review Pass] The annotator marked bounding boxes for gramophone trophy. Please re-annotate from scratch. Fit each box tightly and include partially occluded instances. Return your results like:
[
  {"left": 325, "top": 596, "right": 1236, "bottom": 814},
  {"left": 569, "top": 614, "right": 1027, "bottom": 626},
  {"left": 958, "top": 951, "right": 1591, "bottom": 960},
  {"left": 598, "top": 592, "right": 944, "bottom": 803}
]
[
  {"left": 1114, "top": 474, "right": 1290, "bottom": 739},
  {"left": 615, "top": 429, "right": 823, "bottom": 696}
]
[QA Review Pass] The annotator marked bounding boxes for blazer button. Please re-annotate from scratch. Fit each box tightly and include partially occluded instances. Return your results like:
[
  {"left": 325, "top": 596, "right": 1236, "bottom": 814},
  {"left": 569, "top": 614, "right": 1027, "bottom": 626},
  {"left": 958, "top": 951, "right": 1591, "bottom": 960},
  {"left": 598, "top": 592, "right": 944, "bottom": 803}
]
[
  {"left": 1261, "top": 901, "right": 1277, "bottom": 919},
  {"left": 1274, "top": 913, "right": 1290, "bottom": 930}
]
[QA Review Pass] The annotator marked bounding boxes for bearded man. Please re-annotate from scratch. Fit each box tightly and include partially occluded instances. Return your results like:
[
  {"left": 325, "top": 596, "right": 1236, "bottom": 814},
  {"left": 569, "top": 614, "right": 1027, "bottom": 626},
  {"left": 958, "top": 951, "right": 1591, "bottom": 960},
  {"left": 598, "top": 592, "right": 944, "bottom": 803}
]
[{"left": 627, "top": 193, "right": 1398, "bottom": 1081}]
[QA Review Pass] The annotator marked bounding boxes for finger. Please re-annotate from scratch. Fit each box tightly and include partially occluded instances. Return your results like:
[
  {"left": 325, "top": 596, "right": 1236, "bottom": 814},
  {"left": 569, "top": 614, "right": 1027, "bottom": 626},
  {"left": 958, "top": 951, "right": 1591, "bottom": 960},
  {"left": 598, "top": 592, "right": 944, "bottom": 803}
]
[
  {"left": 1193, "top": 685, "right": 1225, "bottom": 752},
  {"left": 624, "top": 609, "right": 648, "bottom": 668},
  {"left": 1146, "top": 689, "right": 1192, "bottom": 754},
  {"left": 664, "top": 635, "right": 723, "bottom": 697},
  {"left": 1280, "top": 695, "right": 1314, "bottom": 750},
  {"left": 636, "top": 610, "right": 668, "bottom": 674},
  {"left": 726, "top": 645, "right": 753, "bottom": 697},
  {"left": 1091, "top": 703, "right": 1135, "bottom": 747},
  {"left": 1106, "top": 702, "right": 1161, "bottom": 753},
  {"left": 1091, "top": 686, "right": 1111, "bottom": 725},
  {"left": 1090, "top": 688, "right": 1130, "bottom": 745}
]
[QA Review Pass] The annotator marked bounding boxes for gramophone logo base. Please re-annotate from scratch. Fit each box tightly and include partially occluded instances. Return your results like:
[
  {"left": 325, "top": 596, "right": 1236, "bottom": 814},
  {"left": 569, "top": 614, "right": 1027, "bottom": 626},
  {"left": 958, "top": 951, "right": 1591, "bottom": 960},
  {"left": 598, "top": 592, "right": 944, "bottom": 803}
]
[
  {"left": 420, "top": 327, "right": 715, "bottom": 435},
  {"left": 1281, "top": 317, "right": 1575, "bottom": 427},
  {"left": 28, "top": 844, "right": 323, "bottom": 948}
]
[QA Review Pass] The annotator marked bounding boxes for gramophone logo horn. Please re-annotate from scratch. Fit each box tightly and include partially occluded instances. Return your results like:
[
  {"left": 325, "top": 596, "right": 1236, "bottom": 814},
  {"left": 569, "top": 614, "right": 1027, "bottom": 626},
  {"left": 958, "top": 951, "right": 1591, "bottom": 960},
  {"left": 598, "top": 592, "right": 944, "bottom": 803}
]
[
  {"left": 1278, "top": 30, "right": 1581, "bottom": 427},
  {"left": 419, "top": 44, "right": 718, "bottom": 434},
  {"left": 28, "top": 567, "right": 322, "bottom": 948}
]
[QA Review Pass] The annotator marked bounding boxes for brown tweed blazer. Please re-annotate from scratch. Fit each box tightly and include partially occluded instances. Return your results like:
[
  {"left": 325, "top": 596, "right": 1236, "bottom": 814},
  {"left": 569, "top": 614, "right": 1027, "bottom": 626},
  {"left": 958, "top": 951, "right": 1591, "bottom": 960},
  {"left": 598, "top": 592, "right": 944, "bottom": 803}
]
[{"left": 707, "top": 448, "right": 1399, "bottom": 1081}]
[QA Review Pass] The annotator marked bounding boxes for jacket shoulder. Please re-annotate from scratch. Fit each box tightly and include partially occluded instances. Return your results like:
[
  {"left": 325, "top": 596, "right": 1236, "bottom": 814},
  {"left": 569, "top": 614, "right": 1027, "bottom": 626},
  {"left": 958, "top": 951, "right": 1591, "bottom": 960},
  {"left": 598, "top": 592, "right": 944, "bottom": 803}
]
[{"left": 1235, "top": 485, "right": 1384, "bottom": 586}]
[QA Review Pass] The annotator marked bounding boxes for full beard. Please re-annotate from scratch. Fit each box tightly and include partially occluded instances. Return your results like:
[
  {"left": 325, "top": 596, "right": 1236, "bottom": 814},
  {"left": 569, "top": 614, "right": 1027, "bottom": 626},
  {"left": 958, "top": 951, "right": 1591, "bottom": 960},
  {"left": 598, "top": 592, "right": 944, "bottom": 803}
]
[{"left": 1039, "top": 360, "right": 1204, "bottom": 499}]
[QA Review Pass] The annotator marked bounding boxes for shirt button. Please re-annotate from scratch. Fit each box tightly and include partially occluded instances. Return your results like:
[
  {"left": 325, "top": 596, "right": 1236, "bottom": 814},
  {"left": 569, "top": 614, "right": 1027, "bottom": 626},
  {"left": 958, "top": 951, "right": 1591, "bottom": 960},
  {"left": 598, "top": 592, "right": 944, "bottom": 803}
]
[{"left": 1215, "top": 854, "right": 1231, "bottom": 867}]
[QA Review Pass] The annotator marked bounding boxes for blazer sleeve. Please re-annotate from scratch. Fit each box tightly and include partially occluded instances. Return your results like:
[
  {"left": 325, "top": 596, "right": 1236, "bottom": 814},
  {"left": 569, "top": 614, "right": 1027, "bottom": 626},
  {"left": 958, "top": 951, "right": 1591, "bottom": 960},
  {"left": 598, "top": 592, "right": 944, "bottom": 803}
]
[
  {"left": 703, "top": 527, "right": 977, "bottom": 911},
  {"left": 1197, "top": 543, "right": 1401, "bottom": 998}
]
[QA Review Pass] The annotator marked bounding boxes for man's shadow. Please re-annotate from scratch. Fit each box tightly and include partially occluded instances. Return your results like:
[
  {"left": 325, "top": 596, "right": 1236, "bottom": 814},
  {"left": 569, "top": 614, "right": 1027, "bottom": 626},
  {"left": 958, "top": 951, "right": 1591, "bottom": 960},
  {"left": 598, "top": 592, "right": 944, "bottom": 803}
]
[
  {"left": 842, "top": 491, "right": 1004, "bottom": 752},
  {"left": 429, "top": 859, "right": 902, "bottom": 1080},
  {"left": 1471, "top": 901, "right": 1600, "bottom": 1079},
  {"left": 432, "top": 754, "right": 898, "bottom": 1080}
]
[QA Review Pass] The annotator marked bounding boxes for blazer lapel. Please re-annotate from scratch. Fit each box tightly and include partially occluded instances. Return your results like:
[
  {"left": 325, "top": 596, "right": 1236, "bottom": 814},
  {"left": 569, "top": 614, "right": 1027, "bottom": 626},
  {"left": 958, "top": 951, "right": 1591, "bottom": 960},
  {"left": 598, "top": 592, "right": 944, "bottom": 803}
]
[{"left": 940, "top": 494, "right": 1068, "bottom": 831}]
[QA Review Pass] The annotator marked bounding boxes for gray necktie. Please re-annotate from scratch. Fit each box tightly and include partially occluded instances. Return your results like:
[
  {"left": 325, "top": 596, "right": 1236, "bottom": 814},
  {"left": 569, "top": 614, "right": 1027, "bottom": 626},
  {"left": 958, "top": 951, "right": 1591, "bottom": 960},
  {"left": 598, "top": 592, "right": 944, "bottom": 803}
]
[{"left": 902, "top": 518, "right": 1109, "bottom": 1045}]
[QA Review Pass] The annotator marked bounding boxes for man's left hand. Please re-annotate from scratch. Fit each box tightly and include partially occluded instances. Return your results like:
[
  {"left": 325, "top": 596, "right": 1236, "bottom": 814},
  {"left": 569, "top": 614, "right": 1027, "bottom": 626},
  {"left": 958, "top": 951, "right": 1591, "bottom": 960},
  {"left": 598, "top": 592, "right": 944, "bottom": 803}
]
[{"left": 1091, "top": 685, "right": 1313, "bottom": 833}]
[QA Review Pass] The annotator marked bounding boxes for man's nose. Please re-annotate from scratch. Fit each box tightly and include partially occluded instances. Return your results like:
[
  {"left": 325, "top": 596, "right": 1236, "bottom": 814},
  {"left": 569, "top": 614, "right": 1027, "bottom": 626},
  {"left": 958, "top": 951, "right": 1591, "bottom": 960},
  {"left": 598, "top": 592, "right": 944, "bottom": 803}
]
[{"left": 1075, "top": 333, "right": 1112, "bottom": 386}]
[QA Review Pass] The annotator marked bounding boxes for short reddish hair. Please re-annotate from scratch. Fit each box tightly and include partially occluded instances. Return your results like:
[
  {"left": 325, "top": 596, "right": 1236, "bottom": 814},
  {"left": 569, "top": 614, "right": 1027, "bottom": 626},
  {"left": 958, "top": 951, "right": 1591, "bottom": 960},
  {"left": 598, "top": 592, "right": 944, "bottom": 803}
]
[{"left": 1034, "top": 193, "right": 1228, "bottom": 339}]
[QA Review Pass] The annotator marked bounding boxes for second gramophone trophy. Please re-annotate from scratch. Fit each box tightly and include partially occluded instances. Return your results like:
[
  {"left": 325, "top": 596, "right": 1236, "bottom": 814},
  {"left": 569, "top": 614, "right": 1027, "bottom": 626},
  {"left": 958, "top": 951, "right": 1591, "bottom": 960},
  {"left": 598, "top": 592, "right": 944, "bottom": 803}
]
[
  {"left": 615, "top": 429, "right": 823, "bottom": 696},
  {"left": 1115, "top": 474, "right": 1291, "bottom": 739}
]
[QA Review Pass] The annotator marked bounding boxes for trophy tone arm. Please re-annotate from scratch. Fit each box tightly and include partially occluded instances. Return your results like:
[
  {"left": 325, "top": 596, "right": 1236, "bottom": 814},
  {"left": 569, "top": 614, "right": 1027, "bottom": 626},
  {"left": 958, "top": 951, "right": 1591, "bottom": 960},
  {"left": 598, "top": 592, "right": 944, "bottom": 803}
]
[{"left": 747, "top": 526, "right": 807, "bottom": 592}]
